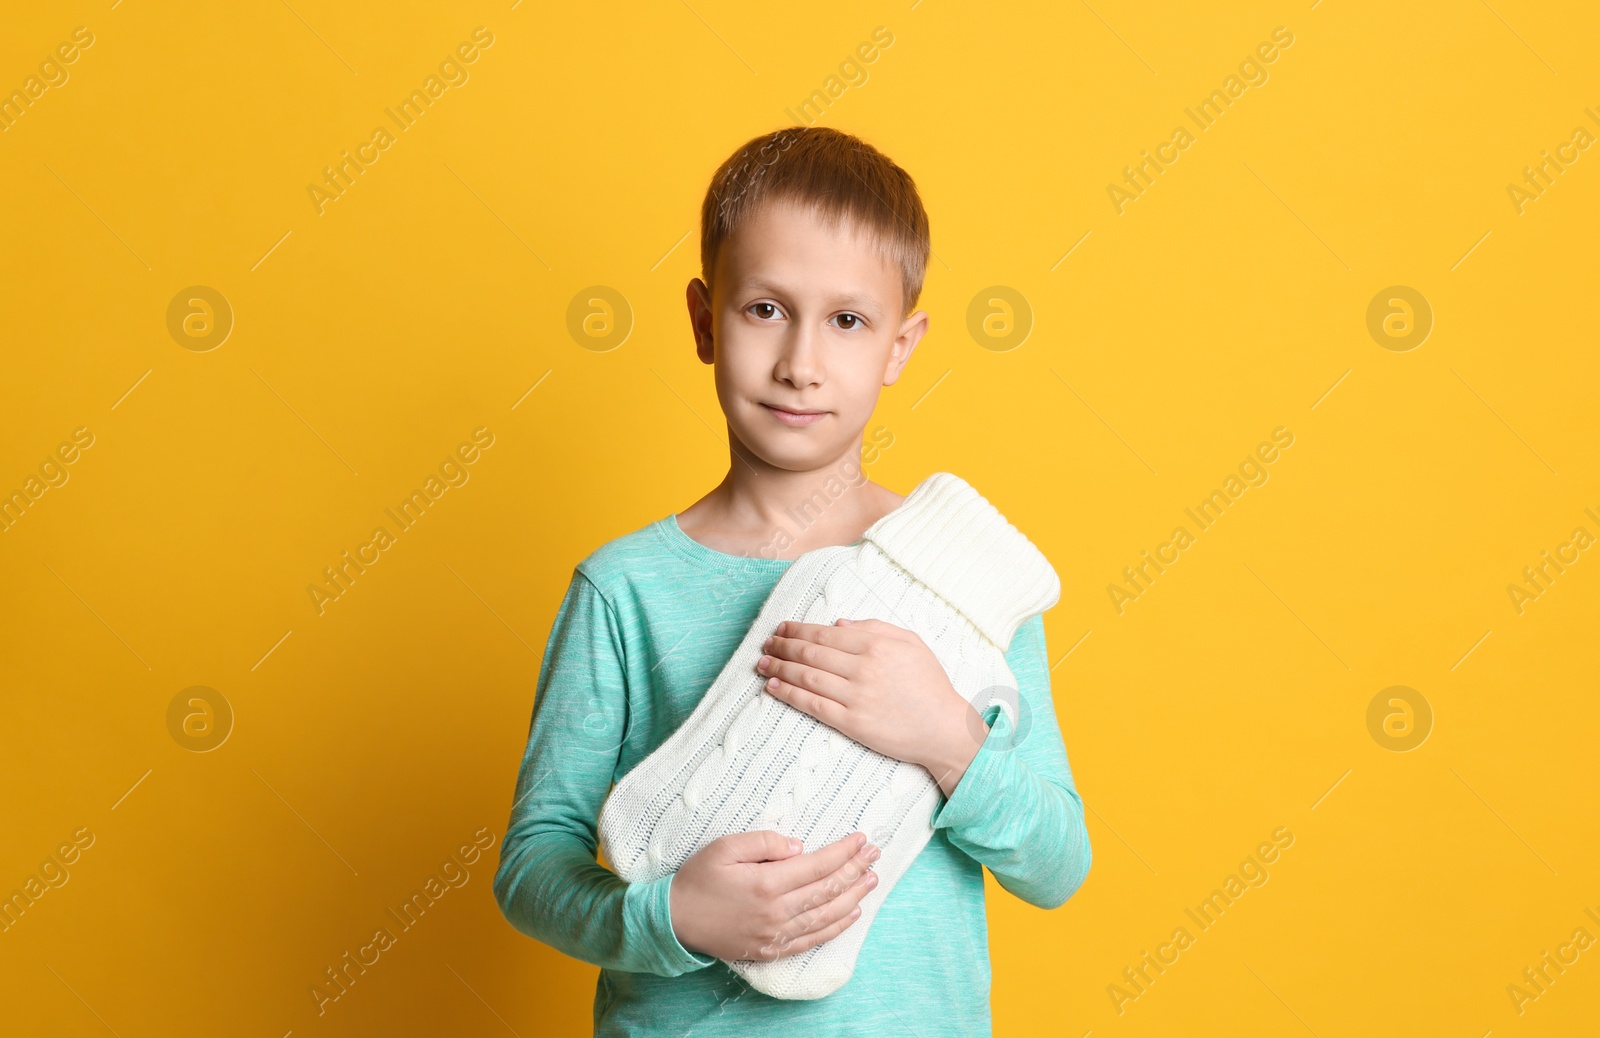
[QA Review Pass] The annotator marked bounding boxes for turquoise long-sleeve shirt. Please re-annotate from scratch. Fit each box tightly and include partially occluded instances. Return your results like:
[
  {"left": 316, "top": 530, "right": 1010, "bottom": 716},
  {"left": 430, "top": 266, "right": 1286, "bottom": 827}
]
[{"left": 493, "top": 511, "right": 1092, "bottom": 1037}]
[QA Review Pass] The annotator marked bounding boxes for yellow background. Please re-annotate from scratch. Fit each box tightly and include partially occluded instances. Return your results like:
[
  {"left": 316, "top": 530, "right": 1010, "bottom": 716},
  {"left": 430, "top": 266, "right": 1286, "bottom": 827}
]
[{"left": 2, "top": 1, "right": 1597, "bottom": 1034}]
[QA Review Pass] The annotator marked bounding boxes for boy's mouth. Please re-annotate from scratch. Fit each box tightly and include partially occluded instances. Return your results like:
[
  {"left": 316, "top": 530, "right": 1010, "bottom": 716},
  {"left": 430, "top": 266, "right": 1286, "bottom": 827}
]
[{"left": 761, "top": 402, "right": 829, "bottom": 427}]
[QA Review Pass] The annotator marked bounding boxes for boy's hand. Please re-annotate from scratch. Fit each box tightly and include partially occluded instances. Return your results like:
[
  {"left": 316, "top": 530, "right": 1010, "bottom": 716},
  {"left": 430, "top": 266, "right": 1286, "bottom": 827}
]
[
  {"left": 756, "top": 619, "right": 986, "bottom": 795},
  {"left": 668, "top": 830, "right": 881, "bottom": 962}
]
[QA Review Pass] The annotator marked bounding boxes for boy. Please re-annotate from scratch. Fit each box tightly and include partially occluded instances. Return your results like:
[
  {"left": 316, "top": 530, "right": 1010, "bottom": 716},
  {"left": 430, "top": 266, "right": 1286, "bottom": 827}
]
[{"left": 493, "top": 126, "right": 1091, "bottom": 1037}]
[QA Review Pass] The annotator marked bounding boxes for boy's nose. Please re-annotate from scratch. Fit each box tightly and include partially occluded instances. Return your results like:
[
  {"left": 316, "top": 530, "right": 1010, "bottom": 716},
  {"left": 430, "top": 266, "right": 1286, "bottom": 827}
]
[{"left": 775, "top": 328, "right": 822, "bottom": 387}]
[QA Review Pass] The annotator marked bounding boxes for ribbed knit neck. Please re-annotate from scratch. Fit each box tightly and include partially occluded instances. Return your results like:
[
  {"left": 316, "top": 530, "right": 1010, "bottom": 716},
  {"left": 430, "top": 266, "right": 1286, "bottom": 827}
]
[{"left": 861, "top": 472, "right": 1059, "bottom": 652}]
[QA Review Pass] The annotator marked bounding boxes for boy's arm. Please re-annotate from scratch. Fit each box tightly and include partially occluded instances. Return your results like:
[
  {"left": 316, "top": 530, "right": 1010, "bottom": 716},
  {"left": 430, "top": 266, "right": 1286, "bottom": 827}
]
[
  {"left": 929, "top": 612, "right": 1093, "bottom": 909},
  {"left": 492, "top": 567, "right": 719, "bottom": 977}
]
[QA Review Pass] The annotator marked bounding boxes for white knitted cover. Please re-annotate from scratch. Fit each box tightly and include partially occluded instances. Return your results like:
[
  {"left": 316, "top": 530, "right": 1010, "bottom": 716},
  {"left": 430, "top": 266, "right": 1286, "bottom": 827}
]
[{"left": 597, "top": 471, "right": 1060, "bottom": 999}]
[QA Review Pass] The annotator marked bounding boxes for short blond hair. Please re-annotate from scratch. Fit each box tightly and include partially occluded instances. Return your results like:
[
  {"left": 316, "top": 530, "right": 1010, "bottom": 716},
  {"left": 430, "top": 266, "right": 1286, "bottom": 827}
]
[{"left": 699, "top": 126, "right": 931, "bottom": 318}]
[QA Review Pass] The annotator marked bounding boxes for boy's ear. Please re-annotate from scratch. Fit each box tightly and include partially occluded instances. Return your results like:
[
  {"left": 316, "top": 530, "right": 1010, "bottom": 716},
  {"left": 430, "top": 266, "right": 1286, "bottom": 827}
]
[
  {"left": 687, "top": 278, "right": 715, "bottom": 364},
  {"left": 882, "top": 309, "right": 930, "bottom": 387}
]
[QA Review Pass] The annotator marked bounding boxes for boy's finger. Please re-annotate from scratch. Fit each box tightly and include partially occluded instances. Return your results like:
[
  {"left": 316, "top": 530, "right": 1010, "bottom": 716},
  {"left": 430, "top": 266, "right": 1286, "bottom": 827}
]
[
  {"left": 772, "top": 620, "right": 867, "bottom": 654},
  {"left": 779, "top": 830, "right": 866, "bottom": 886},
  {"left": 782, "top": 852, "right": 878, "bottom": 936},
  {"left": 769, "top": 898, "right": 864, "bottom": 960},
  {"left": 724, "top": 829, "right": 805, "bottom": 863}
]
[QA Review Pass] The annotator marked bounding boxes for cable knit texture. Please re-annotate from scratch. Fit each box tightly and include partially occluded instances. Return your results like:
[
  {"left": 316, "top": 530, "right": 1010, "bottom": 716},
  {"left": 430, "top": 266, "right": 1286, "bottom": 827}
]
[{"left": 597, "top": 471, "right": 1060, "bottom": 1000}]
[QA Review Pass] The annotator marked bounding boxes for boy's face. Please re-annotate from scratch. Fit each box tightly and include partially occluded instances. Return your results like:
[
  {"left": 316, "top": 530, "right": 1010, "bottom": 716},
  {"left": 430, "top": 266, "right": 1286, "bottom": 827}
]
[{"left": 686, "top": 199, "right": 928, "bottom": 473}]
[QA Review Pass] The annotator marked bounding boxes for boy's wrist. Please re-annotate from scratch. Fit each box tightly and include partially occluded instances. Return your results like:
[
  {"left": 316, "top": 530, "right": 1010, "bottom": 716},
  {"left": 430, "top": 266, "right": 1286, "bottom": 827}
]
[
  {"left": 666, "top": 871, "right": 699, "bottom": 955},
  {"left": 924, "top": 700, "right": 987, "bottom": 798},
  {"left": 661, "top": 871, "right": 718, "bottom": 969}
]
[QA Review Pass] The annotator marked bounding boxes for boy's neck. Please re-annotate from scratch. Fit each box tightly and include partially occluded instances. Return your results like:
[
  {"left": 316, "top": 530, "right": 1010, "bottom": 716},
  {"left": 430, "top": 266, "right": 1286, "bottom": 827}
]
[{"left": 676, "top": 465, "right": 905, "bottom": 561}]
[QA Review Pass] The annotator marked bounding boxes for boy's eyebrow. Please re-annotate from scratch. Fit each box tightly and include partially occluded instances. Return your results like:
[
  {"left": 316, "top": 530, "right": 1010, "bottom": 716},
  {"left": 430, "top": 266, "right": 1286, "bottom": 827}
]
[{"left": 737, "top": 277, "right": 884, "bottom": 319}]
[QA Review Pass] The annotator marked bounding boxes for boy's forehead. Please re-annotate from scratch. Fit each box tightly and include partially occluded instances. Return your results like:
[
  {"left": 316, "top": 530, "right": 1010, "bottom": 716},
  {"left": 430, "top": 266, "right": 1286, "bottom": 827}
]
[{"left": 719, "top": 202, "right": 900, "bottom": 312}]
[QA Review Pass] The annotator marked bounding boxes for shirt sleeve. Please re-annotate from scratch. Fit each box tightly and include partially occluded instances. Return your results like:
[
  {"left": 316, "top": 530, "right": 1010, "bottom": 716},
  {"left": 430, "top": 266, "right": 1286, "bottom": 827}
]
[
  {"left": 492, "top": 566, "right": 719, "bottom": 977},
  {"left": 929, "top": 612, "right": 1093, "bottom": 909}
]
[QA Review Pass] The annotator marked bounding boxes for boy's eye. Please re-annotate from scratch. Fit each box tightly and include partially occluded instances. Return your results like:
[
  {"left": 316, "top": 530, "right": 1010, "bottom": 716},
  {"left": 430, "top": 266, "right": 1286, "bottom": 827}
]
[
  {"left": 750, "top": 302, "right": 780, "bottom": 320},
  {"left": 835, "top": 313, "right": 863, "bottom": 331}
]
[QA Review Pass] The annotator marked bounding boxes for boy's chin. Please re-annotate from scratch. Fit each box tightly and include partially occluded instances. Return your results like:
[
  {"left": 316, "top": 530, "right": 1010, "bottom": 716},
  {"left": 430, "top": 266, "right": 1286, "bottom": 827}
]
[{"left": 736, "top": 436, "right": 851, "bottom": 472}]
